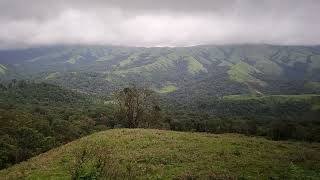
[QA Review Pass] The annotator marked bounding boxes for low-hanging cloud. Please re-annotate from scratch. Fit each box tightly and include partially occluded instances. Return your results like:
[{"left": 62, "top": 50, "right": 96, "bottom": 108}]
[{"left": 0, "top": 0, "right": 319, "bottom": 48}]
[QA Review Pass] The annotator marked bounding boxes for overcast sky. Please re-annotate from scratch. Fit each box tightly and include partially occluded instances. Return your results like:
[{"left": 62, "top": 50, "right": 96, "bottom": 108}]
[{"left": 0, "top": 0, "right": 319, "bottom": 48}]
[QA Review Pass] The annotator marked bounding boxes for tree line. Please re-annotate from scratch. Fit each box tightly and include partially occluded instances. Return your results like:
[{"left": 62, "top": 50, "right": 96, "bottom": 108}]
[{"left": 1, "top": 80, "right": 320, "bottom": 170}]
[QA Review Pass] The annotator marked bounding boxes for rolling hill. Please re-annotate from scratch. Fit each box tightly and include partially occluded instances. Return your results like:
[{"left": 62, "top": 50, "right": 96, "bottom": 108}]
[
  {"left": 1, "top": 80, "right": 320, "bottom": 172},
  {"left": 1, "top": 129, "right": 319, "bottom": 179},
  {"left": 1, "top": 44, "right": 320, "bottom": 97}
]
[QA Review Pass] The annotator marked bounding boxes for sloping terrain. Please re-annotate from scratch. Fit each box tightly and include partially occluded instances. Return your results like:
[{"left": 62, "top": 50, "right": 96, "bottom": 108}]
[
  {"left": 1, "top": 129, "right": 319, "bottom": 179},
  {"left": 1, "top": 44, "right": 320, "bottom": 96},
  {"left": 0, "top": 64, "right": 7, "bottom": 75}
]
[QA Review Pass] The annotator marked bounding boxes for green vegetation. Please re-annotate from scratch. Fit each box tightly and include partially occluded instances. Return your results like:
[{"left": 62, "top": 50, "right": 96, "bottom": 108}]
[
  {"left": 305, "top": 82, "right": 320, "bottom": 92},
  {"left": 119, "top": 53, "right": 138, "bottom": 67},
  {"left": 67, "top": 55, "right": 82, "bottom": 64},
  {"left": 45, "top": 72, "right": 59, "bottom": 80},
  {"left": 254, "top": 60, "right": 283, "bottom": 76},
  {"left": 113, "top": 86, "right": 162, "bottom": 128},
  {"left": 1, "top": 44, "right": 320, "bottom": 96},
  {"left": 158, "top": 85, "right": 177, "bottom": 93},
  {"left": 223, "top": 94, "right": 320, "bottom": 101},
  {"left": 310, "top": 55, "right": 320, "bottom": 70},
  {"left": 0, "top": 64, "right": 7, "bottom": 75},
  {"left": 228, "top": 62, "right": 264, "bottom": 85},
  {"left": 113, "top": 56, "right": 173, "bottom": 75},
  {"left": 168, "top": 94, "right": 320, "bottom": 142},
  {"left": 1, "top": 44, "right": 320, "bottom": 178},
  {"left": 1, "top": 80, "right": 320, "bottom": 172},
  {"left": 0, "top": 81, "right": 113, "bottom": 169},
  {"left": 184, "top": 56, "right": 207, "bottom": 74},
  {"left": 1, "top": 129, "right": 320, "bottom": 179}
]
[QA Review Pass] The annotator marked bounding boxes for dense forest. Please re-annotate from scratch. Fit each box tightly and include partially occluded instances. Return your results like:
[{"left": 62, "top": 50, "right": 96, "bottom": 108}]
[
  {"left": 0, "top": 81, "right": 114, "bottom": 169},
  {"left": 1, "top": 80, "right": 320, "bottom": 169}
]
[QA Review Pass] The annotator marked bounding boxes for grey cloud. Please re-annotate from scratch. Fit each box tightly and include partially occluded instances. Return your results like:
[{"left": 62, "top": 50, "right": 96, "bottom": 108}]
[{"left": 0, "top": 0, "right": 319, "bottom": 48}]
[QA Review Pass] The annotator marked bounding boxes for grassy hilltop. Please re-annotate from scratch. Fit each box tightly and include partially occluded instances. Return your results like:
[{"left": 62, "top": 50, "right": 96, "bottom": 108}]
[{"left": 1, "top": 129, "right": 320, "bottom": 179}]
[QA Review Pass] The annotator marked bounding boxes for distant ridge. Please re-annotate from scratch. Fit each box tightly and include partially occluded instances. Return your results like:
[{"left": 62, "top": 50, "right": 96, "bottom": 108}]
[{"left": 0, "top": 44, "right": 319, "bottom": 96}]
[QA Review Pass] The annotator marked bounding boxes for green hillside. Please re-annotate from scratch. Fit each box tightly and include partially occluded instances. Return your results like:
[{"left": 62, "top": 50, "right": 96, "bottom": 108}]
[
  {"left": 1, "top": 129, "right": 319, "bottom": 179},
  {"left": 228, "top": 62, "right": 265, "bottom": 86},
  {"left": 158, "top": 85, "right": 178, "bottom": 93},
  {"left": 1, "top": 45, "right": 320, "bottom": 178},
  {"left": 223, "top": 94, "right": 320, "bottom": 101},
  {"left": 1, "top": 44, "right": 320, "bottom": 96},
  {"left": 1, "top": 81, "right": 320, "bottom": 172},
  {"left": 0, "top": 64, "right": 7, "bottom": 75}
]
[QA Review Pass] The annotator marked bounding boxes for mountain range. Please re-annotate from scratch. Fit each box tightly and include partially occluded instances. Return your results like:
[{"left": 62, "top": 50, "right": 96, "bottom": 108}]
[{"left": 1, "top": 44, "right": 320, "bottom": 97}]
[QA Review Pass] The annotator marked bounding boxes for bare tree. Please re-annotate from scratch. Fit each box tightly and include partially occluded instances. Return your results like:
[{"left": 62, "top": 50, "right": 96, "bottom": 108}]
[{"left": 114, "top": 85, "right": 161, "bottom": 128}]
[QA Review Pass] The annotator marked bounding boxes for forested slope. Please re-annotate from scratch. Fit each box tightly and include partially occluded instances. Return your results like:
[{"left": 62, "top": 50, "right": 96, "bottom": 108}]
[
  {"left": 0, "top": 81, "right": 112, "bottom": 169},
  {"left": 1, "top": 44, "right": 320, "bottom": 96}
]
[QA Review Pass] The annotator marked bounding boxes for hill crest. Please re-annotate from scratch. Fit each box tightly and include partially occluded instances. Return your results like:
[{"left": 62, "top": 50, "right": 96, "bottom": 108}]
[{"left": 1, "top": 129, "right": 320, "bottom": 179}]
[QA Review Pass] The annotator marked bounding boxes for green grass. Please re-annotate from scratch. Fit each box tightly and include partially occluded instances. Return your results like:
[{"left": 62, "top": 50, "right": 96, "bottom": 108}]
[
  {"left": 312, "top": 104, "right": 320, "bottom": 111},
  {"left": 228, "top": 62, "right": 265, "bottom": 86},
  {"left": 119, "top": 53, "right": 138, "bottom": 67},
  {"left": 0, "top": 64, "right": 7, "bottom": 75},
  {"left": 67, "top": 55, "right": 82, "bottom": 64},
  {"left": 114, "top": 56, "right": 175, "bottom": 75},
  {"left": 310, "top": 55, "right": 320, "bottom": 70},
  {"left": 158, "top": 85, "right": 177, "bottom": 93},
  {"left": 254, "top": 60, "right": 283, "bottom": 76},
  {"left": 305, "top": 82, "right": 320, "bottom": 91},
  {"left": 223, "top": 94, "right": 320, "bottom": 101},
  {"left": 166, "top": 52, "right": 207, "bottom": 74},
  {"left": 113, "top": 52, "right": 207, "bottom": 76},
  {"left": 104, "top": 73, "right": 113, "bottom": 82},
  {"left": 45, "top": 72, "right": 59, "bottom": 80},
  {"left": 288, "top": 52, "right": 308, "bottom": 66},
  {"left": 1, "top": 129, "right": 320, "bottom": 179},
  {"left": 183, "top": 56, "right": 207, "bottom": 74}
]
